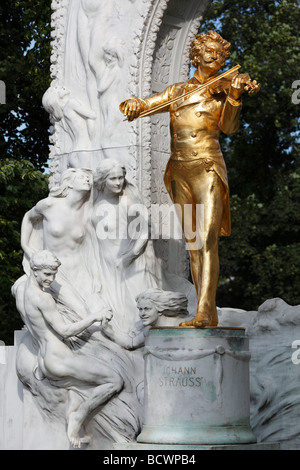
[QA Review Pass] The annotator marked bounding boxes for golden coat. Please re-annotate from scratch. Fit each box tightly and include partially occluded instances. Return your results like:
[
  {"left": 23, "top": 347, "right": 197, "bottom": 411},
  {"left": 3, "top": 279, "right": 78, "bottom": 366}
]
[{"left": 140, "top": 72, "right": 242, "bottom": 236}]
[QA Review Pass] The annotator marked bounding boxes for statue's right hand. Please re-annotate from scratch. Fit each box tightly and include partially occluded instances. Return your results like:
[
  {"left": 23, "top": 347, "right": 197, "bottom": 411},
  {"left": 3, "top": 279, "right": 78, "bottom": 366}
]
[{"left": 120, "top": 98, "right": 142, "bottom": 121}]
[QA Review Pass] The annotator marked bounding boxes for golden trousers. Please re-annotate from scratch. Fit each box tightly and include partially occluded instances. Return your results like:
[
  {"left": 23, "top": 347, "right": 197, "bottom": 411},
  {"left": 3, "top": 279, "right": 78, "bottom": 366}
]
[{"left": 164, "top": 158, "right": 224, "bottom": 318}]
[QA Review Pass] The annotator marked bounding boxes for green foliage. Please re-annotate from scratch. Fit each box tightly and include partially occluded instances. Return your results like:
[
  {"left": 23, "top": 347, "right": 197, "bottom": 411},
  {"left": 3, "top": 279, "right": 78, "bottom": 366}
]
[
  {"left": 0, "top": 160, "right": 48, "bottom": 344},
  {"left": 217, "top": 168, "right": 300, "bottom": 309},
  {"left": 0, "top": 1, "right": 51, "bottom": 343},
  {"left": 0, "top": 0, "right": 52, "bottom": 170},
  {"left": 200, "top": 0, "right": 300, "bottom": 309},
  {"left": 201, "top": 0, "right": 300, "bottom": 198}
]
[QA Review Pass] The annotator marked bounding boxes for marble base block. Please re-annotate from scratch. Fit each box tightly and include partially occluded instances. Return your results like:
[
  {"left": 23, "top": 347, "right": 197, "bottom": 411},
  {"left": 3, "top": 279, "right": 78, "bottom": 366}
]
[{"left": 137, "top": 327, "right": 257, "bottom": 446}]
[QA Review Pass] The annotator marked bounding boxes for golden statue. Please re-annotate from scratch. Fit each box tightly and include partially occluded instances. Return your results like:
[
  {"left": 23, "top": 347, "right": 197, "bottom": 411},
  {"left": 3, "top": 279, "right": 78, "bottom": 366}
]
[{"left": 120, "top": 30, "right": 260, "bottom": 328}]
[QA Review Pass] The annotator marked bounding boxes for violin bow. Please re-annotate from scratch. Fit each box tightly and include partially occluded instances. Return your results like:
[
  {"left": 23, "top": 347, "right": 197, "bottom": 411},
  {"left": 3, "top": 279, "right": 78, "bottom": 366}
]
[{"left": 123, "top": 64, "right": 241, "bottom": 121}]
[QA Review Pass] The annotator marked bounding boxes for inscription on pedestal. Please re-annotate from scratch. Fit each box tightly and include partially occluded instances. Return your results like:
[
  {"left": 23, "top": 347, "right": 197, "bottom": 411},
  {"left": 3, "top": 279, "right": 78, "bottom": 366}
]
[
  {"left": 159, "top": 365, "right": 202, "bottom": 387},
  {"left": 139, "top": 329, "right": 257, "bottom": 446}
]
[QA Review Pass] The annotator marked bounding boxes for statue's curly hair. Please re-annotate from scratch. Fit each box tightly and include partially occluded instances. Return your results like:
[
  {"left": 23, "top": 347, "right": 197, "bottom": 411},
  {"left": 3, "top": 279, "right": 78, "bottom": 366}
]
[
  {"left": 30, "top": 250, "right": 61, "bottom": 271},
  {"left": 190, "top": 30, "right": 231, "bottom": 68}
]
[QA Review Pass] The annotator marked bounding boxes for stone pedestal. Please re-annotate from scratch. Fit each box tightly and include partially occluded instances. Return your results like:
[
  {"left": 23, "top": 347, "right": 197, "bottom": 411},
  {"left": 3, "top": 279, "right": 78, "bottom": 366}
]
[{"left": 137, "top": 327, "right": 257, "bottom": 446}]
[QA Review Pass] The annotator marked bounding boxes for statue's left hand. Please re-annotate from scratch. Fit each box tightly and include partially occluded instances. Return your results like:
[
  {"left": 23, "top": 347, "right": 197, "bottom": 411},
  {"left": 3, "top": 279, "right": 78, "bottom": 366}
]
[
  {"left": 229, "top": 73, "right": 250, "bottom": 100},
  {"left": 119, "top": 98, "right": 142, "bottom": 121}
]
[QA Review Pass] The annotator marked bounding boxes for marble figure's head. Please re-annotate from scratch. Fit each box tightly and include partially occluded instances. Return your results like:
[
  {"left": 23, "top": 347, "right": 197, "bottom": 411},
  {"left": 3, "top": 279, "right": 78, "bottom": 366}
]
[
  {"left": 30, "top": 250, "right": 61, "bottom": 289},
  {"left": 42, "top": 85, "right": 70, "bottom": 121},
  {"left": 50, "top": 168, "right": 93, "bottom": 197},
  {"left": 93, "top": 159, "right": 126, "bottom": 193},
  {"left": 30, "top": 250, "right": 61, "bottom": 271},
  {"left": 136, "top": 288, "right": 189, "bottom": 326}
]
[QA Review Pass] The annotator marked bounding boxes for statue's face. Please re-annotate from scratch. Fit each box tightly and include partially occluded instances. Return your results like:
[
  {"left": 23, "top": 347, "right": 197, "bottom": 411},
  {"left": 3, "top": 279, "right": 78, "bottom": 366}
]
[
  {"left": 138, "top": 300, "right": 159, "bottom": 326},
  {"left": 198, "top": 40, "right": 225, "bottom": 75},
  {"left": 105, "top": 167, "right": 125, "bottom": 195},
  {"left": 34, "top": 267, "right": 58, "bottom": 289},
  {"left": 72, "top": 170, "right": 92, "bottom": 191}
]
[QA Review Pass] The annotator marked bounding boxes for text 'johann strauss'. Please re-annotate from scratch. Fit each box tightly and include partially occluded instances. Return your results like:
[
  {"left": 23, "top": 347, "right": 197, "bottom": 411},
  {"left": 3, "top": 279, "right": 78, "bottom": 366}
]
[{"left": 159, "top": 366, "right": 202, "bottom": 387}]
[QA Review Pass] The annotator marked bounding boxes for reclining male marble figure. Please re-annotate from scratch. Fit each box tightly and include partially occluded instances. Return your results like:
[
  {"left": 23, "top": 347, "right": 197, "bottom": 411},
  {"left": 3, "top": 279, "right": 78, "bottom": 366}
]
[{"left": 13, "top": 250, "right": 123, "bottom": 449}]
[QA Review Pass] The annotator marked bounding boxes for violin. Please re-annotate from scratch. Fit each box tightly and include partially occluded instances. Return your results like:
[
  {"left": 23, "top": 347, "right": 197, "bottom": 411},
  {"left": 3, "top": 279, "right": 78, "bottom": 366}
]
[
  {"left": 121, "top": 64, "right": 261, "bottom": 121},
  {"left": 209, "top": 70, "right": 261, "bottom": 96}
]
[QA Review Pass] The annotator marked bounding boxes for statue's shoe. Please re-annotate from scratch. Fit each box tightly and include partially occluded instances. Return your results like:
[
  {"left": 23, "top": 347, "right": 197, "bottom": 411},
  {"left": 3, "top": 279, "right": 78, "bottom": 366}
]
[{"left": 179, "top": 312, "right": 218, "bottom": 328}]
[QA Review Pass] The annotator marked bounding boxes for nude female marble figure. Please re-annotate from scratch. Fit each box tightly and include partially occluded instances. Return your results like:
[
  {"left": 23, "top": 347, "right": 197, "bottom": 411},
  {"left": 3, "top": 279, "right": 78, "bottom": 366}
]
[
  {"left": 21, "top": 168, "right": 104, "bottom": 319},
  {"left": 91, "top": 158, "right": 157, "bottom": 338}
]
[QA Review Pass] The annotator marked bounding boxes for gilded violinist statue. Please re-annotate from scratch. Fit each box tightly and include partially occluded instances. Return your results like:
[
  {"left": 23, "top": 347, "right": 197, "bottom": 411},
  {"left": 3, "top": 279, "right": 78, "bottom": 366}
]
[{"left": 120, "top": 30, "right": 260, "bottom": 328}]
